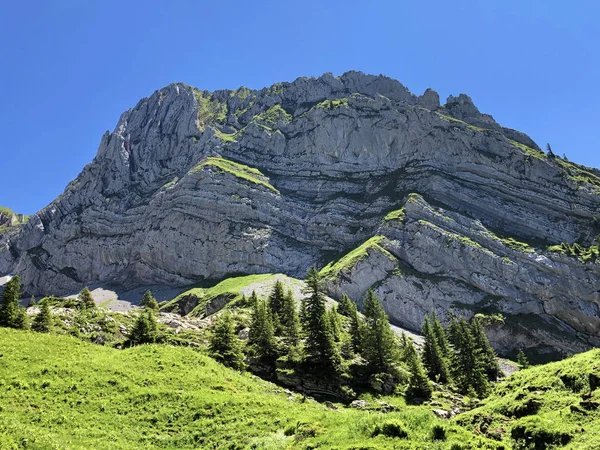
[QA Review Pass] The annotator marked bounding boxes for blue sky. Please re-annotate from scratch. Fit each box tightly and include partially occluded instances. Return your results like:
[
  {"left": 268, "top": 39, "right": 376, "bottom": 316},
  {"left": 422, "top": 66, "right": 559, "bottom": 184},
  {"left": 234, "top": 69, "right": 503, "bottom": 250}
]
[{"left": 1, "top": 0, "right": 598, "bottom": 215}]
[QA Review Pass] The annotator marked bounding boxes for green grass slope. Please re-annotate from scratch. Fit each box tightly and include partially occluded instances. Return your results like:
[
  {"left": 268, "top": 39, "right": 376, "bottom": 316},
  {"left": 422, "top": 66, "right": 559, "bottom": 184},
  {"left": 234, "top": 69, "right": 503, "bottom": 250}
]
[
  {"left": 458, "top": 349, "right": 600, "bottom": 449},
  {"left": 0, "top": 329, "right": 500, "bottom": 450}
]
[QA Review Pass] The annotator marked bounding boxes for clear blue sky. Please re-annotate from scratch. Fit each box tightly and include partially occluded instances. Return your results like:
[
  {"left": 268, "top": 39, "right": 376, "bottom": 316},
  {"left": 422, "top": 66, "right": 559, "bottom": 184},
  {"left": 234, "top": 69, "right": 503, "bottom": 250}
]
[{"left": 1, "top": 0, "right": 598, "bottom": 215}]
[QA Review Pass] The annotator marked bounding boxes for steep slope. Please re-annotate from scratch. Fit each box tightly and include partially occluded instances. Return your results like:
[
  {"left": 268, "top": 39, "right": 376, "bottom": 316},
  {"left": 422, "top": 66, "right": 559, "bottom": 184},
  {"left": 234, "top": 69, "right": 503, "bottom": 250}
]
[
  {"left": 1, "top": 71, "right": 599, "bottom": 355},
  {"left": 0, "top": 206, "right": 27, "bottom": 236}
]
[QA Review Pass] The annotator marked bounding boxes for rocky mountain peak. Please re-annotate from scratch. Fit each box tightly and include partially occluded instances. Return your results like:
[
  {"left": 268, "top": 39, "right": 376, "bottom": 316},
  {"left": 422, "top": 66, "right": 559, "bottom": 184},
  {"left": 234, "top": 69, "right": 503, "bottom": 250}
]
[{"left": 1, "top": 71, "right": 599, "bottom": 357}]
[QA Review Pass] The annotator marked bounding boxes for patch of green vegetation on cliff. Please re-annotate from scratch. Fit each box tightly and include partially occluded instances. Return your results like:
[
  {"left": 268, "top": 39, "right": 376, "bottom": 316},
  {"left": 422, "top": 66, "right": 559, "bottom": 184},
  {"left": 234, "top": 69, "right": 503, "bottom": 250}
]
[
  {"left": 481, "top": 230, "right": 535, "bottom": 253},
  {"left": 0, "top": 328, "right": 498, "bottom": 449},
  {"left": 419, "top": 220, "right": 497, "bottom": 256},
  {"left": 212, "top": 128, "right": 238, "bottom": 142},
  {"left": 383, "top": 207, "right": 406, "bottom": 222},
  {"left": 555, "top": 158, "right": 600, "bottom": 192},
  {"left": 320, "top": 236, "right": 397, "bottom": 280},
  {"left": 315, "top": 98, "right": 349, "bottom": 110},
  {"left": 190, "top": 157, "right": 279, "bottom": 194},
  {"left": 457, "top": 348, "right": 600, "bottom": 449},
  {"left": 508, "top": 140, "right": 547, "bottom": 160},
  {"left": 193, "top": 90, "right": 228, "bottom": 131},
  {"left": 255, "top": 104, "right": 292, "bottom": 126},
  {"left": 547, "top": 242, "right": 600, "bottom": 263},
  {"left": 435, "top": 112, "right": 487, "bottom": 133}
]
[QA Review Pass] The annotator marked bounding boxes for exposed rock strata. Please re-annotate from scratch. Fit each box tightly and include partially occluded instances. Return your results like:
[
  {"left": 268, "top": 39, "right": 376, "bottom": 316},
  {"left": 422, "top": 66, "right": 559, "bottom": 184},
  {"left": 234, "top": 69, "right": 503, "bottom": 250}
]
[{"left": 1, "top": 71, "right": 599, "bottom": 355}]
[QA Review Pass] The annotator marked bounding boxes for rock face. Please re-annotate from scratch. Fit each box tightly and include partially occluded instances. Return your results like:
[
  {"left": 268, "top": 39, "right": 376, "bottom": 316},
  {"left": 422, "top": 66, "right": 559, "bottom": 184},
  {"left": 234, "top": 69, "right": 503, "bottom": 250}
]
[{"left": 1, "top": 71, "right": 599, "bottom": 356}]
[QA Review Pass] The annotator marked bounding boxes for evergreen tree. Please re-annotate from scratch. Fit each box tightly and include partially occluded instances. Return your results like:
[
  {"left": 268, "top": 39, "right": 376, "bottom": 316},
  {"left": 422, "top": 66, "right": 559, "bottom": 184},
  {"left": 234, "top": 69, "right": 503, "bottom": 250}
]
[
  {"left": 517, "top": 348, "right": 530, "bottom": 369},
  {"left": 32, "top": 298, "right": 53, "bottom": 333},
  {"left": 448, "top": 316, "right": 490, "bottom": 398},
  {"left": 280, "top": 289, "right": 300, "bottom": 347},
  {"left": 337, "top": 294, "right": 354, "bottom": 317},
  {"left": 249, "top": 290, "right": 259, "bottom": 308},
  {"left": 248, "top": 299, "right": 277, "bottom": 362},
  {"left": 268, "top": 280, "right": 286, "bottom": 330},
  {"left": 470, "top": 315, "right": 500, "bottom": 381},
  {"left": 404, "top": 336, "right": 433, "bottom": 399},
  {"left": 78, "top": 287, "right": 95, "bottom": 309},
  {"left": 28, "top": 296, "right": 36, "bottom": 307},
  {"left": 301, "top": 267, "right": 340, "bottom": 371},
  {"left": 129, "top": 309, "right": 158, "bottom": 345},
  {"left": 347, "top": 300, "right": 362, "bottom": 353},
  {"left": 326, "top": 306, "right": 342, "bottom": 343},
  {"left": 0, "top": 275, "right": 28, "bottom": 329},
  {"left": 421, "top": 316, "right": 451, "bottom": 383},
  {"left": 209, "top": 312, "right": 245, "bottom": 370},
  {"left": 362, "top": 289, "right": 399, "bottom": 374},
  {"left": 430, "top": 311, "right": 451, "bottom": 358},
  {"left": 140, "top": 290, "right": 159, "bottom": 311}
]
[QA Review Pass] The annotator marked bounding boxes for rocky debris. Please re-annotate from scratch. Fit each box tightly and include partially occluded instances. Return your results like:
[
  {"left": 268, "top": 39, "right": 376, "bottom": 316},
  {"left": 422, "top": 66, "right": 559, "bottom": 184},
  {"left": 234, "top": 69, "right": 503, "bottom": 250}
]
[
  {"left": 325, "top": 401, "right": 337, "bottom": 410},
  {"left": 349, "top": 400, "right": 370, "bottom": 409},
  {"left": 432, "top": 408, "right": 453, "bottom": 419},
  {"left": 1, "top": 71, "right": 599, "bottom": 356}
]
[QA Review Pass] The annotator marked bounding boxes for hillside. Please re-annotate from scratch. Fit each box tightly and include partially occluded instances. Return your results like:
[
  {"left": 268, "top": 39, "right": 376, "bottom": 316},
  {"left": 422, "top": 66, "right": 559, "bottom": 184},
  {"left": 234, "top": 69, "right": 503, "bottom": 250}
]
[
  {"left": 0, "top": 328, "right": 499, "bottom": 450},
  {"left": 1, "top": 71, "right": 599, "bottom": 357}
]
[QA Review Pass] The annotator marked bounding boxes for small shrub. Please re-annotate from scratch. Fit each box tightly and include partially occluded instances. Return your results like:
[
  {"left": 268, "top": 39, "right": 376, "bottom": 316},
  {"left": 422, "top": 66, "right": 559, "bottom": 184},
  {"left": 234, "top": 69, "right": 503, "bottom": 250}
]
[
  {"left": 430, "top": 424, "right": 446, "bottom": 441},
  {"left": 371, "top": 420, "right": 408, "bottom": 438}
]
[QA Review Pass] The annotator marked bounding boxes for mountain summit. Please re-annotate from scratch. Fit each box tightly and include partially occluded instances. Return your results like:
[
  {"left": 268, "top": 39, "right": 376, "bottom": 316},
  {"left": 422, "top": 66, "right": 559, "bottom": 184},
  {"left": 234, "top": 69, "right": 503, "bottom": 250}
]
[{"left": 1, "top": 71, "right": 599, "bottom": 357}]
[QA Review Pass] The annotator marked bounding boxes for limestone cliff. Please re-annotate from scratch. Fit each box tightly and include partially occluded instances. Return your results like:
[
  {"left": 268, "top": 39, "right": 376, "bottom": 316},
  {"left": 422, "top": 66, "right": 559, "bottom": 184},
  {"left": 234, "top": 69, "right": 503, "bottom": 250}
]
[{"left": 1, "top": 72, "right": 598, "bottom": 356}]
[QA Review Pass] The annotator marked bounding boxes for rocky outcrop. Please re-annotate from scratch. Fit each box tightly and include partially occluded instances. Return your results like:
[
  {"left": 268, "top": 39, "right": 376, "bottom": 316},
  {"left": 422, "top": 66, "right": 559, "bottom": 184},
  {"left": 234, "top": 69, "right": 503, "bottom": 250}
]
[
  {"left": 0, "top": 207, "right": 27, "bottom": 237},
  {"left": 1, "top": 71, "right": 599, "bottom": 356}
]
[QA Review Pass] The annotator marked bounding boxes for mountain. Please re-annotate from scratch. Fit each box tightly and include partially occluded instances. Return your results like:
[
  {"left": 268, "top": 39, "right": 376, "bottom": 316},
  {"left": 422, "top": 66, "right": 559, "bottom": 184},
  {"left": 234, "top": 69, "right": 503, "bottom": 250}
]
[{"left": 1, "top": 71, "right": 599, "bottom": 358}]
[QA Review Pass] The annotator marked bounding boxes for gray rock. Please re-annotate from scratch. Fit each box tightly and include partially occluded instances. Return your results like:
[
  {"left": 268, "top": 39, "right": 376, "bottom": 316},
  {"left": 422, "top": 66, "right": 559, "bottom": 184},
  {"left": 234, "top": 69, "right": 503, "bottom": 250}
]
[{"left": 1, "top": 71, "right": 599, "bottom": 356}]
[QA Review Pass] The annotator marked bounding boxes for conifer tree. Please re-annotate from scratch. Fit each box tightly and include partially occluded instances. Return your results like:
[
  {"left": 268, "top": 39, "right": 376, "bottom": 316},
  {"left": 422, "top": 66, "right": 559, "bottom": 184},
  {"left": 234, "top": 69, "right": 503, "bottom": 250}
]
[
  {"left": 470, "top": 315, "right": 500, "bottom": 380},
  {"left": 268, "top": 281, "right": 286, "bottom": 330},
  {"left": 347, "top": 299, "right": 362, "bottom": 353},
  {"left": 248, "top": 299, "right": 277, "bottom": 362},
  {"left": 404, "top": 336, "right": 433, "bottom": 399},
  {"left": 249, "top": 290, "right": 259, "bottom": 308},
  {"left": 337, "top": 294, "right": 354, "bottom": 317},
  {"left": 0, "top": 275, "right": 28, "bottom": 329},
  {"left": 78, "top": 287, "right": 96, "bottom": 309},
  {"left": 28, "top": 296, "right": 36, "bottom": 307},
  {"left": 430, "top": 311, "right": 451, "bottom": 358},
  {"left": 362, "top": 289, "right": 399, "bottom": 374},
  {"left": 280, "top": 289, "right": 300, "bottom": 347},
  {"left": 301, "top": 267, "right": 340, "bottom": 371},
  {"left": 129, "top": 309, "right": 158, "bottom": 345},
  {"left": 32, "top": 298, "right": 53, "bottom": 333},
  {"left": 209, "top": 312, "right": 245, "bottom": 370},
  {"left": 326, "top": 306, "right": 342, "bottom": 343},
  {"left": 141, "top": 290, "right": 159, "bottom": 311},
  {"left": 421, "top": 316, "right": 450, "bottom": 383},
  {"left": 448, "top": 316, "right": 490, "bottom": 398},
  {"left": 517, "top": 348, "right": 530, "bottom": 369}
]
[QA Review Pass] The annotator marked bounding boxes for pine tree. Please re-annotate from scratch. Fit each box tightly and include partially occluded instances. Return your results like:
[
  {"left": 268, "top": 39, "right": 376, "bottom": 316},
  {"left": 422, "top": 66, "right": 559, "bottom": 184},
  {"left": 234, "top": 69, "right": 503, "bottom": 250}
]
[
  {"left": 301, "top": 267, "right": 340, "bottom": 371},
  {"left": 362, "top": 289, "right": 399, "bottom": 374},
  {"left": 209, "top": 312, "right": 245, "bottom": 370},
  {"left": 0, "top": 275, "right": 28, "bottom": 329},
  {"left": 448, "top": 316, "right": 490, "bottom": 398},
  {"left": 404, "top": 336, "right": 433, "bottom": 399},
  {"left": 517, "top": 348, "right": 530, "bottom": 369},
  {"left": 32, "top": 298, "right": 53, "bottom": 333},
  {"left": 326, "top": 306, "right": 342, "bottom": 343},
  {"left": 78, "top": 287, "right": 95, "bottom": 309},
  {"left": 28, "top": 296, "right": 36, "bottom": 307},
  {"left": 268, "top": 281, "right": 286, "bottom": 330},
  {"left": 430, "top": 312, "right": 451, "bottom": 358},
  {"left": 129, "top": 309, "right": 158, "bottom": 345},
  {"left": 470, "top": 315, "right": 500, "bottom": 381},
  {"left": 248, "top": 299, "right": 277, "bottom": 362},
  {"left": 249, "top": 290, "right": 259, "bottom": 308},
  {"left": 421, "top": 316, "right": 450, "bottom": 383},
  {"left": 337, "top": 294, "right": 354, "bottom": 317},
  {"left": 140, "top": 290, "right": 159, "bottom": 312},
  {"left": 347, "top": 300, "right": 362, "bottom": 353},
  {"left": 280, "top": 289, "right": 300, "bottom": 347}
]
